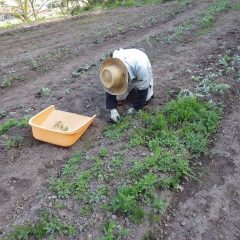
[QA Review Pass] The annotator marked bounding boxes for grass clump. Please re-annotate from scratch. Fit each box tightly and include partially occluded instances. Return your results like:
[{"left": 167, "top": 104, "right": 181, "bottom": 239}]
[
  {"left": 200, "top": 0, "right": 230, "bottom": 28},
  {"left": 163, "top": 96, "right": 221, "bottom": 154},
  {"left": 49, "top": 178, "right": 74, "bottom": 198},
  {"left": 152, "top": 197, "right": 166, "bottom": 214},
  {"left": 3, "top": 135, "right": 23, "bottom": 149},
  {"left": 100, "top": 220, "right": 129, "bottom": 240},
  {"left": 5, "top": 210, "right": 76, "bottom": 240},
  {"left": 196, "top": 76, "right": 230, "bottom": 95},
  {"left": 79, "top": 204, "right": 94, "bottom": 217},
  {"left": 111, "top": 173, "right": 159, "bottom": 222},
  {"left": 0, "top": 116, "right": 31, "bottom": 135},
  {"left": 99, "top": 147, "right": 109, "bottom": 158},
  {"left": 108, "top": 155, "right": 124, "bottom": 170},
  {"left": 38, "top": 87, "right": 51, "bottom": 97},
  {"left": 49, "top": 151, "right": 94, "bottom": 199},
  {"left": 104, "top": 116, "right": 132, "bottom": 140},
  {"left": 62, "top": 151, "right": 85, "bottom": 176},
  {"left": 1, "top": 76, "right": 13, "bottom": 88}
]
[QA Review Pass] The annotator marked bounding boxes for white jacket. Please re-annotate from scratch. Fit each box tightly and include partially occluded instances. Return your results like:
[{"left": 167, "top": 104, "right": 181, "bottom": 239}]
[{"left": 113, "top": 48, "right": 153, "bottom": 91}]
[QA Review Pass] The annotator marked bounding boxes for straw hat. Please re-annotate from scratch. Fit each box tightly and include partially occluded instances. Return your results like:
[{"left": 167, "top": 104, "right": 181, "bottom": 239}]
[{"left": 100, "top": 58, "right": 128, "bottom": 95}]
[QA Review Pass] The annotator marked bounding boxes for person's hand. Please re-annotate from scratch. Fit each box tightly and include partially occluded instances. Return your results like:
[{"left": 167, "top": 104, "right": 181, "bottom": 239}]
[
  {"left": 110, "top": 109, "right": 121, "bottom": 123},
  {"left": 126, "top": 107, "right": 137, "bottom": 115}
]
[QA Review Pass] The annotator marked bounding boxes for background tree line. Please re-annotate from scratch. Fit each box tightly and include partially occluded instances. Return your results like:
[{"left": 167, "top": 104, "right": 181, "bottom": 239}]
[{"left": 1, "top": 0, "right": 166, "bottom": 22}]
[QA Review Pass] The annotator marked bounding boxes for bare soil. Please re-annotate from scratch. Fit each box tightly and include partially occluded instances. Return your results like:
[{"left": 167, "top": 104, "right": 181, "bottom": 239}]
[{"left": 0, "top": 0, "right": 239, "bottom": 239}]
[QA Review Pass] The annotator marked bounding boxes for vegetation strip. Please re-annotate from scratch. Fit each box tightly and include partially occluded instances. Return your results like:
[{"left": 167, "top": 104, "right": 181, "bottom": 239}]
[
  {"left": 4, "top": 210, "right": 76, "bottom": 240},
  {"left": 139, "top": 0, "right": 230, "bottom": 62},
  {"left": 0, "top": 116, "right": 30, "bottom": 135}
]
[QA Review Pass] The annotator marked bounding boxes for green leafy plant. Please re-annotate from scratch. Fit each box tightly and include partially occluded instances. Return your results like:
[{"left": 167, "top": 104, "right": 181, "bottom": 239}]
[
  {"left": 110, "top": 96, "right": 221, "bottom": 222},
  {"left": 143, "top": 231, "right": 156, "bottom": 240},
  {"left": 39, "top": 87, "right": 51, "bottom": 97},
  {"left": 99, "top": 147, "right": 109, "bottom": 158},
  {"left": 231, "top": 2, "right": 240, "bottom": 10},
  {"left": 218, "top": 54, "right": 232, "bottom": 66},
  {"left": 80, "top": 204, "right": 93, "bottom": 217},
  {"left": 28, "top": 55, "right": 39, "bottom": 70},
  {"left": 0, "top": 116, "right": 31, "bottom": 135},
  {"left": 104, "top": 116, "right": 132, "bottom": 140},
  {"left": 3, "top": 135, "right": 23, "bottom": 149},
  {"left": 101, "top": 220, "right": 128, "bottom": 240},
  {"left": 101, "top": 220, "right": 116, "bottom": 240},
  {"left": 152, "top": 198, "right": 166, "bottom": 214},
  {"left": 73, "top": 170, "right": 93, "bottom": 200},
  {"left": 49, "top": 178, "right": 73, "bottom": 198},
  {"left": 1, "top": 76, "right": 13, "bottom": 88},
  {"left": 6, "top": 210, "right": 76, "bottom": 240},
  {"left": 89, "top": 185, "right": 108, "bottom": 203},
  {"left": 54, "top": 202, "right": 65, "bottom": 209},
  {"left": 62, "top": 152, "right": 84, "bottom": 176},
  {"left": 108, "top": 155, "right": 124, "bottom": 171}
]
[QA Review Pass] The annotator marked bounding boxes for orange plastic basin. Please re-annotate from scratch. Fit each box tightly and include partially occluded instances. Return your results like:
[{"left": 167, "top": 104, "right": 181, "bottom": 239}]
[{"left": 29, "top": 105, "right": 96, "bottom": 147}]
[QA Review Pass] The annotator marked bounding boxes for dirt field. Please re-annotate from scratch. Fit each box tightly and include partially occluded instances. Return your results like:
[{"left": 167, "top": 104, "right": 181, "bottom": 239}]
[{"left": 0, "top": 0, "right": 239, "bottom": 239}]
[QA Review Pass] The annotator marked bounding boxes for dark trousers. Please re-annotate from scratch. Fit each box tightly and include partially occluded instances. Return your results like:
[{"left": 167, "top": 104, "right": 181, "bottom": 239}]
[{"left": 106, "top": 88, "right": 148, "bottom": 110}]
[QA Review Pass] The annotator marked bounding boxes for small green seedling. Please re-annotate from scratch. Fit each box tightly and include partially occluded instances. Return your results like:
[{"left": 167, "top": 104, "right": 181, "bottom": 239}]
[
  {"left": 3, "top": 135, "right": 23, "bottom": 149},
  {"left": 99, "top": 147, "right": 109, "bottom": 158},
  {"left": 39, "top": 87, "right": 51, "bottom": 97}
]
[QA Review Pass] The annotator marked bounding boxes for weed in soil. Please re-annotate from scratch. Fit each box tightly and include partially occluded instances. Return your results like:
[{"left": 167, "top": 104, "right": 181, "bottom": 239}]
[
  {"left": 37, "top": 87, "right": 52, "bottom": 97},
  {"left": 99, "top": 147, "right": 109, "bottom": 158},
  {"left": 231, "top": 2, "right": 240, "bottom": 11},
  {"left": 3, "top": 135, "right": 24, "bottom": 149},
  {"left": 0, "top": 116, "right": 31, "bottom": 135},
  {"left": 0, "top": 111, "right": 7, "bottom": 119},
  {"left": 27, "top": 55, "right": 39, "bottom": 71},
  {"left": 0, "top": 75, "right": 26, "bottom": 88},
  {"left": 80, "top": 204, "right": 94, "bottom": 217},
  {"left": 189, "top": 53, "right": 240, "bottom": 97},
  {"left": 150, "top": 0, "right": 230, "bottom": 61},
  {"left": 104, "top": 116, "right": 133, "bottom": 140},
  {"left": 4, "top": 210, "right": 76, "bottom": 240},
  {"left": 100, "top": 220, "right": 128, "bottom": 240},
  {"left": 1, "top": 76, "right": 13, "bottom": 88}
]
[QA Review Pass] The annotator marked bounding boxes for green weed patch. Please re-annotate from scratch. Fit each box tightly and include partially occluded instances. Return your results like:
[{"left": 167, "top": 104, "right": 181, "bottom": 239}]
[
  {"left": 104, "top": 116, "right": 133, "bottom": 140},
  {"left": 0, "top": 116, "right": 31, "bottom": 135},
  {"left": 199, "top": 0, "right": 230, "bottom": 28},
  {"left": 176, "top": 0, "right": 229, "bottom": 40},
  {"left": 189, "top": 54, "right": 239, "bottom": 96},
  {"left": 4, "top": 210, "right": 76, "bottom": 240},
  {"left": 50, "top": 97, "right": 221, "bottom": 225},
  {"left": 3, "top": 135, "right": 24, "bottom": 149},
  {"left": 108, "top": 97, "right": 221, "bottom": 220},
  {"left": 101, "top": 220, "right": 128, "bottom": 240}
]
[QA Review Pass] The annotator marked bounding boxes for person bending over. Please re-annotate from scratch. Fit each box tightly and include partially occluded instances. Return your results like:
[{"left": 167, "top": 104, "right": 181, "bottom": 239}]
[{"left": 100, "top": 48, "right": 154, "bottom": 122}]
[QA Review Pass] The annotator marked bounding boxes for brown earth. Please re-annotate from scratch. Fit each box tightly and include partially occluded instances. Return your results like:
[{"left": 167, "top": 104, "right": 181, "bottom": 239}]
[{"left": 0, "top": 0, "right": 239, "bottom": 239}]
